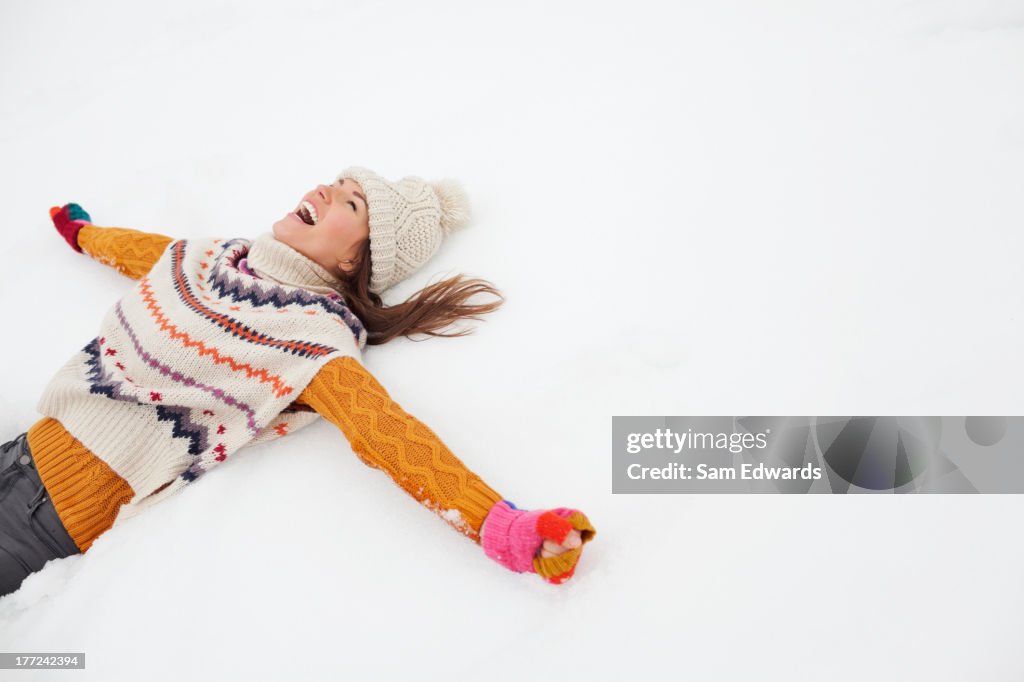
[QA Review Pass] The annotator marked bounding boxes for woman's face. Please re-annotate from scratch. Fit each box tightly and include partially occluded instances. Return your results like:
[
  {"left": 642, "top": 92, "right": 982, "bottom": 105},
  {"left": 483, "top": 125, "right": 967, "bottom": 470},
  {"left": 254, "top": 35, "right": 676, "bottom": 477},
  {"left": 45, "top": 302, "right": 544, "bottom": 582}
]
[{"left": 272, "top": 177, "right": 370, "bottom": 275}]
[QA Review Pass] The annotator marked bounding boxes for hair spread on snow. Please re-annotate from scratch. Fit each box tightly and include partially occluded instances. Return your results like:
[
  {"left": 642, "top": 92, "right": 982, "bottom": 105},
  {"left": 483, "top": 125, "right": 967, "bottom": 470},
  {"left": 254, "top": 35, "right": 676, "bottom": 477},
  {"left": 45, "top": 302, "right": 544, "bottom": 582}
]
[{"left": 333, "top": 238, "right": 505, "bottom": 346}]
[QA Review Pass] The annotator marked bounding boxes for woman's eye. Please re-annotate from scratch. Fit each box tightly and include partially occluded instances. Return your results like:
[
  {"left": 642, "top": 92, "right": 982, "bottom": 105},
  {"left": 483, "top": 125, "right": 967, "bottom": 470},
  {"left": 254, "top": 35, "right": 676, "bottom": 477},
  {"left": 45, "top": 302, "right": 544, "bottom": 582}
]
[{"left": 348, "top": 201, "right": 357, "bottom": 211}]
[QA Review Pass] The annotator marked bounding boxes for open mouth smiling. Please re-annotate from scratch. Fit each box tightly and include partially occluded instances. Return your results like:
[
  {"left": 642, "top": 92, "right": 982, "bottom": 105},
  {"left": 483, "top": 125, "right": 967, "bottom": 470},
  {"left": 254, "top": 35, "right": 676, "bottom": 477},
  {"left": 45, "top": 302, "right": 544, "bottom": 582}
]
[{"left": 293, "top": 200, "right": 318, "bottom": 226}]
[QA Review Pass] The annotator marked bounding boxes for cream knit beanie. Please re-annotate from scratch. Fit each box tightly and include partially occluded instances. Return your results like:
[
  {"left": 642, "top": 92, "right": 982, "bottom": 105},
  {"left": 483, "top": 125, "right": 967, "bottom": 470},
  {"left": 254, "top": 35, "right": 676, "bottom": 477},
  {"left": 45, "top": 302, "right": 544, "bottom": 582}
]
[{"left": 337, "top": 166, "right": 472, "bottom": 295}]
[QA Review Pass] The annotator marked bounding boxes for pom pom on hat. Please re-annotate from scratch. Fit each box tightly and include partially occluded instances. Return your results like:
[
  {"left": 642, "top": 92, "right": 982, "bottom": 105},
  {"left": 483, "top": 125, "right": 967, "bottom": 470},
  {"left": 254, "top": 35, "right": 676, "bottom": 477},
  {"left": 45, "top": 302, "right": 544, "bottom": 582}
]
[{"left": 429, "top": 178, "right": 471, "bottom": 236}]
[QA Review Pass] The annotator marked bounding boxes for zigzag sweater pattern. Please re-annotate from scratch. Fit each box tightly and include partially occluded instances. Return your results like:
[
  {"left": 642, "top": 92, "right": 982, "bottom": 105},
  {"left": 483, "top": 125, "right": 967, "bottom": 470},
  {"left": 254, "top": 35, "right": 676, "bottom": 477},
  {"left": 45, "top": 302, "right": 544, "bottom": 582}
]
[{"left": 28, "top": 224, "right": 503, "bottom": 552}]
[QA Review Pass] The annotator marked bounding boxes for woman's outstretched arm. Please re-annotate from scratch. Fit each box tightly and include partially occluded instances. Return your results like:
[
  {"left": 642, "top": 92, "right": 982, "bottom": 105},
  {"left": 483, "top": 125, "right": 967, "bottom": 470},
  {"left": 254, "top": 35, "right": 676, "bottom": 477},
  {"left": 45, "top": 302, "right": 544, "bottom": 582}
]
[
  {"left": 77, "top": 225, "right": 174, "bottom": 280},
  {"left": 295, "top": 356, "right": 597, "bottom": 584},
  {"left": 50, "top": 202, "right": 174, "bottom": 280},
  {"left": 296, "top": 355, "right": 504, "bottom": 543}
]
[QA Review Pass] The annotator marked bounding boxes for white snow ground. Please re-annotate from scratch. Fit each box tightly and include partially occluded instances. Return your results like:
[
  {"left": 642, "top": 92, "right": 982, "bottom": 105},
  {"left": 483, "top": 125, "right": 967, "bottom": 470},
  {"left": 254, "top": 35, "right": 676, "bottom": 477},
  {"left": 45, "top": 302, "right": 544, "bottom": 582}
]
[{"left": 1, "top": 1, "right": 1023, "bottom": 680}]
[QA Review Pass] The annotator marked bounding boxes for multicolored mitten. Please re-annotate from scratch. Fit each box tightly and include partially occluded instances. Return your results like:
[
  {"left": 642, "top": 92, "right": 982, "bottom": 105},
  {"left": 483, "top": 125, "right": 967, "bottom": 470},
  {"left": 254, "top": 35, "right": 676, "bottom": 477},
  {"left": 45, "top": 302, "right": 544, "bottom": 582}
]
[
  {"left": 481, "top": 499, "right": 596, "bottom": 585},
  {"left": 49, "top": 203, "right": 93, "bottom": 254}
]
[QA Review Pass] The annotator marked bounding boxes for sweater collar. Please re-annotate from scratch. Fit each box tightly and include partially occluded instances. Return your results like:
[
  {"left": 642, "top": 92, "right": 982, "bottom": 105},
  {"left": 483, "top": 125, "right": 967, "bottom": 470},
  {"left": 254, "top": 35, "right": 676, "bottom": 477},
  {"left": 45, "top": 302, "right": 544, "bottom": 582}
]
[{"left": 243, "top": 232, "right": 344, "bottom": 296}]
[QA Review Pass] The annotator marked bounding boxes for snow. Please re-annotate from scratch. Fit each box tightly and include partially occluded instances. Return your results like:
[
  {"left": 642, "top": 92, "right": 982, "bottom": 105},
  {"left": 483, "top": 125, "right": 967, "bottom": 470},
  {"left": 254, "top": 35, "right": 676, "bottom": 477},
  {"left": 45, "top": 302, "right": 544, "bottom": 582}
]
[{"left": 2, "top": 0, "right": 1023, "bottom": 679}]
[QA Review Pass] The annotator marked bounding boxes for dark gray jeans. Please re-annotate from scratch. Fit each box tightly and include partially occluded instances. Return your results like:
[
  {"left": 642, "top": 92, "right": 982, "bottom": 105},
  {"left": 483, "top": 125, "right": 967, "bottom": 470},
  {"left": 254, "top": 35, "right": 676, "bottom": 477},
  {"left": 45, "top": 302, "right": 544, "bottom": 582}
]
[{"left": 1, "top": 431, "right": 81, "bottom": 598}]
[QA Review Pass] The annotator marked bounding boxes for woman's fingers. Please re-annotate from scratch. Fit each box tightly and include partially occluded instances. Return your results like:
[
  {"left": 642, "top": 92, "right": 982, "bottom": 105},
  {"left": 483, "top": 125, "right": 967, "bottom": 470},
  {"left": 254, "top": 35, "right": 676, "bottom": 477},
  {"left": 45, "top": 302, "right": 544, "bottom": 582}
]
[
  {"left": 541, "top": 539, "right": 564, "bottom": 558},
  {"left": 563, "top": 529, "right": 582, "bottom": 549},
  {"left": 539, "top": 529, "right": 583, "bottom": 558}
]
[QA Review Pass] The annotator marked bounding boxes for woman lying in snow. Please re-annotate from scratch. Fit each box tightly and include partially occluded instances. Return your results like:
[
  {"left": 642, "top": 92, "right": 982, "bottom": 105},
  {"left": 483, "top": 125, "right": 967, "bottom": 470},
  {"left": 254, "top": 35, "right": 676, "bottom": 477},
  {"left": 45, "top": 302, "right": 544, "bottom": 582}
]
[{"left": 0, "top": 166, "right": 595, "bottom": 597}]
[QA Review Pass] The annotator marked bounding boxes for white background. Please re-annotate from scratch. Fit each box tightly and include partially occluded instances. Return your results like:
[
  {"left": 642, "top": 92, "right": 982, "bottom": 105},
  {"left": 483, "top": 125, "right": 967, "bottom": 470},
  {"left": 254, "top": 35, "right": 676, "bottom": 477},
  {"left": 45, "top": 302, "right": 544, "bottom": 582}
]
[{"left": 1, "top": 0, "right": 1022, "bottom": 680}]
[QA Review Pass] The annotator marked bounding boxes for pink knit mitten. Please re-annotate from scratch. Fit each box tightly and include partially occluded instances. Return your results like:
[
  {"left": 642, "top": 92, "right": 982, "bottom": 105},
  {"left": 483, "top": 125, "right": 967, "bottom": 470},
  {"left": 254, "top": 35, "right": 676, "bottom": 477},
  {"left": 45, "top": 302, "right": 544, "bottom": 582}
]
[
  {"left": 481, "top": 499, "right": 596, "bottom": 584},
  {"left": 49, "top": 203, "right": 93, "bottom": 254}
]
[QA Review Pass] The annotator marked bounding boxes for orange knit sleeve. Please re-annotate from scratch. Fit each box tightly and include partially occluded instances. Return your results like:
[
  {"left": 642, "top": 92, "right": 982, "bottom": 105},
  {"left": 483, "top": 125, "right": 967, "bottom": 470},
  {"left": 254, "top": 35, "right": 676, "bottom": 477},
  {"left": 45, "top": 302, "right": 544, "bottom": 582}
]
[
  {"left": 77, "top": 224, "right": 175, "bottom": 280},
  {"left": 295, "top": 356, "right": 504, "bottom": 544}
]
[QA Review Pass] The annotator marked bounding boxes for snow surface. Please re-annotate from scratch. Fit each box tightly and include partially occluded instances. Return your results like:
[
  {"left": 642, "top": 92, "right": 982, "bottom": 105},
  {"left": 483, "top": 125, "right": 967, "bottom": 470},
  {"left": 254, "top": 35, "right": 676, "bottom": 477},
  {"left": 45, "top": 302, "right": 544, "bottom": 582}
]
[{"left": 1, "top": 0, "right": 1023, "bottom": 679}]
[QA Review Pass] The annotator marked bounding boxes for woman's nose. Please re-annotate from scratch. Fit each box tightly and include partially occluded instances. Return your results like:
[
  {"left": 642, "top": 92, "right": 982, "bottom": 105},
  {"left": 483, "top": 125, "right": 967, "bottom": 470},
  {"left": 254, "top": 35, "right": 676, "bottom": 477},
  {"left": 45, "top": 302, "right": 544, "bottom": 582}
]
[{"left": 317, "top": 185, "right": 329, "bottom": 203}]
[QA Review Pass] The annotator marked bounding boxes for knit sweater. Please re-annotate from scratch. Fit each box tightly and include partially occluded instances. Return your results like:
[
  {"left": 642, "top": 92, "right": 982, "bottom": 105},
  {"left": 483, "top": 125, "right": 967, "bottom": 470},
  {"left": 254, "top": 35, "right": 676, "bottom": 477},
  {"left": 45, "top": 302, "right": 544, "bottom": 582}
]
[{"left": 28, "top": 224, "right": 504, "bottom": 551}]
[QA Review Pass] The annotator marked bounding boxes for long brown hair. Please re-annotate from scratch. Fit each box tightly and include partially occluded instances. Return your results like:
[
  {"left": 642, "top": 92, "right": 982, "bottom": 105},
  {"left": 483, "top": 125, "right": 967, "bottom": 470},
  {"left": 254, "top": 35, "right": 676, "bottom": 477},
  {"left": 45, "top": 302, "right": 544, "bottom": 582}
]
[{"left": 334, "top": 239, "right": 504, "bottom": 346}]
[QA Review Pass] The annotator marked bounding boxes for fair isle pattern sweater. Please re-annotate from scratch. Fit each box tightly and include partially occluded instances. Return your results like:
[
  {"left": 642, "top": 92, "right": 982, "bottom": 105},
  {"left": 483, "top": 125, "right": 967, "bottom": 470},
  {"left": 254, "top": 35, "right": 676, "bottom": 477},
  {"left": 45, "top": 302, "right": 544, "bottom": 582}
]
[
  {"left": 30, "top": 225, "right": 505, "bottom": 554},
  {"left": 36, "top": 231, "right": 368, "bottom": 525}
]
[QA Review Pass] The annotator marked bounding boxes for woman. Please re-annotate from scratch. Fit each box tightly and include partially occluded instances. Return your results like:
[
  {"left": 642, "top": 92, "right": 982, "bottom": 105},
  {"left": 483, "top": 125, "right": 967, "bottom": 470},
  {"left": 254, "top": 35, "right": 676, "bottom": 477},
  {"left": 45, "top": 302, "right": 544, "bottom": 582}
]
[{"left": 0, "top": 166, "right": 596, "bottom": 598}]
